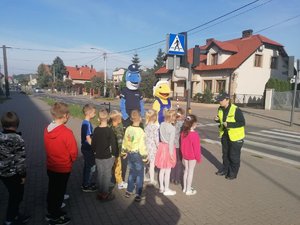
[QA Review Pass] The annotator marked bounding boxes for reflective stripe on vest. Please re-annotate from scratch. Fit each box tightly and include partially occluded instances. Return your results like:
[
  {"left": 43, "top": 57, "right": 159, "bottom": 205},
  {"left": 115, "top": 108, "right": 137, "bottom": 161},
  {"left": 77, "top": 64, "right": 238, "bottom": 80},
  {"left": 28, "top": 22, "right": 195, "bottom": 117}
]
[{"left": 218, "top": 104, "right": 245, "bottom": 141}]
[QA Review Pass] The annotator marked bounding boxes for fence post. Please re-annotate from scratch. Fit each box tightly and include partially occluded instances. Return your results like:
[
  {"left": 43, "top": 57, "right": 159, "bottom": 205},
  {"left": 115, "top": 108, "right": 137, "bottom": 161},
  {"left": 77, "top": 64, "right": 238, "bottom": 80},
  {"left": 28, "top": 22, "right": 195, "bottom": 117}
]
[{"left": 264, "top": 89, "right": 274, "bottom": 110}]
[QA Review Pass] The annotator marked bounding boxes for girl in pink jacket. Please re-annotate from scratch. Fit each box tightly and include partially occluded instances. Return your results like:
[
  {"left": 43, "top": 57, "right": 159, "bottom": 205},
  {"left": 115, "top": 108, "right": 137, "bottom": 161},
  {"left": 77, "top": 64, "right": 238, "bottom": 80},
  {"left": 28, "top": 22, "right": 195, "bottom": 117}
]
[{"left": 180, "top": 114, "right": 201, "bottom": 195}]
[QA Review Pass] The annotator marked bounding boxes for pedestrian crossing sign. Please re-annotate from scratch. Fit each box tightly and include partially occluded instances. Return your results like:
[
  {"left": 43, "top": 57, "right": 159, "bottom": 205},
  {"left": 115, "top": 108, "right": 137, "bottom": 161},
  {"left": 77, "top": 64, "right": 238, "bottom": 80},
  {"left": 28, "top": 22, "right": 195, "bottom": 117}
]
[{"left": 168, "top": 33, "right": 185, "bottom": 55}]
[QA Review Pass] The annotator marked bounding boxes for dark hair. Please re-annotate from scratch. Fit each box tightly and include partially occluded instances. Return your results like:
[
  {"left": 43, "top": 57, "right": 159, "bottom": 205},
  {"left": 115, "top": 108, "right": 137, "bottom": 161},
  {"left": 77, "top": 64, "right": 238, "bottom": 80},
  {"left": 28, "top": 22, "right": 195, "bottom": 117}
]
[
  {"left": 181, "top": 114, "right": 197, "bottom": 137},
  {"left": 1, "top": 111, "right": 20, "bottom": 129}
]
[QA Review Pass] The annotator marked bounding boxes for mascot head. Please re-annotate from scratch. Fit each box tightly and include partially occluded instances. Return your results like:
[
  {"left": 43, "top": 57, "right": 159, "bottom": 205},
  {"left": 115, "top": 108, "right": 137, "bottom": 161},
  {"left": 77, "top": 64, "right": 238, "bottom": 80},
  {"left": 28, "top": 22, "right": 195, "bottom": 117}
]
[
  {"left": 125, "top": 64, "right": 141, "bottom": 90},
  {"left": 153, "top": 80, "right": 171, "bottom": 100}
]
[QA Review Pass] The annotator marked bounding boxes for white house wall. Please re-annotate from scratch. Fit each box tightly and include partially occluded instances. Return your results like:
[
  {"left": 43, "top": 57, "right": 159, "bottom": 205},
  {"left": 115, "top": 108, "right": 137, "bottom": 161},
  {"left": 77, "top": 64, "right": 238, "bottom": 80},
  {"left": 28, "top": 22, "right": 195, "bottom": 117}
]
[{"left": 234, "top": 46, "right": 288, "bottom": 96}]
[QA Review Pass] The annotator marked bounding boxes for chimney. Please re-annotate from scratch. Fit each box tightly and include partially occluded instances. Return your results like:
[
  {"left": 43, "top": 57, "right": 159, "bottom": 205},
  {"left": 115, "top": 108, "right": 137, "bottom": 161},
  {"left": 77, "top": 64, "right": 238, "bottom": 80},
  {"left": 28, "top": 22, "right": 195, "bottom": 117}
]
[
  {"left": 206, "top": 38, "right": 214, "bottom": 45},
  {"left": 75, "top": 65, "right": 79, "bottom": 70},
  {"left": 91, "top": 65, "right": 93, "bottom": 69},
  {"left": 242, "top": 29, "right": 253, "bottom": 38}
]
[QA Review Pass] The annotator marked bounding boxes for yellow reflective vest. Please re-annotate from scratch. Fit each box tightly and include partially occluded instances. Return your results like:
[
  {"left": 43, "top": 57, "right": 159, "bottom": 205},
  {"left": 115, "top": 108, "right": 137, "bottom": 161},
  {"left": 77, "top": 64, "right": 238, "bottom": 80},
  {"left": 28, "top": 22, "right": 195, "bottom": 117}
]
[{"left": 218, "top": 104, "right": 245, "bottom": 141}]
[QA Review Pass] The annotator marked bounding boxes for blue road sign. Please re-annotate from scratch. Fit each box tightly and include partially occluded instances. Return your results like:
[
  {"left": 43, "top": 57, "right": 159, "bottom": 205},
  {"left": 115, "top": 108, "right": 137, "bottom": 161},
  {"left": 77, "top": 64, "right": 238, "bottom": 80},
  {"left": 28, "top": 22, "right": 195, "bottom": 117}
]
[{"left": 168, "top": 33, "right": 185, "bottom": 55}]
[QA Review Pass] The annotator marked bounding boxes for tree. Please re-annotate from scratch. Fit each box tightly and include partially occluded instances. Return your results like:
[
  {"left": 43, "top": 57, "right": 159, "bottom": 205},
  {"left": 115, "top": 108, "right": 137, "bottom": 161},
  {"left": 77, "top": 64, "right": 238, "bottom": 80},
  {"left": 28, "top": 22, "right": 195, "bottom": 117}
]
[
  {"left": 37, "top": 63, "right": 52, "bottom": 88},
  {"left": 131, "top": 53, "right": 141, "bottom": 68},
  {"left": 154, "top": 48, "right": 165, "bottom": 71},
  {"left": 91, "top": 76, "right": 104, "bottom": 96},
  {"left": 51, "top": 57, "right": 66, "bottom": 82},
  {"left": 64, "top": 79, "right": 73, "bottom": 93},
  {"left": 140, "top": 68, "right": 157, "bottom": 98}
]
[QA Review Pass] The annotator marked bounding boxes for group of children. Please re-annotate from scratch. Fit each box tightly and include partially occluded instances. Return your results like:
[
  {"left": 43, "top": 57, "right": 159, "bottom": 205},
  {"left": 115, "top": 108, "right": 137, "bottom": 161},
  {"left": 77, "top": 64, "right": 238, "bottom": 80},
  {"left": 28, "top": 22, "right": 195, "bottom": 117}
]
[{"left": 0, "top": 102, "right": 202, "bottom": 225}]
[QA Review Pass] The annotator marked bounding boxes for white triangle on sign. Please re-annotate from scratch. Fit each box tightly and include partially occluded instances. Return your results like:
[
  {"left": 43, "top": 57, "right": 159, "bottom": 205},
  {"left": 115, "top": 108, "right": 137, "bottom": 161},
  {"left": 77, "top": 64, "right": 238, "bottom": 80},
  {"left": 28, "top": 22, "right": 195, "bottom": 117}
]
[{"left": 169, "top": 35, "right": 184, "bottom": 52}]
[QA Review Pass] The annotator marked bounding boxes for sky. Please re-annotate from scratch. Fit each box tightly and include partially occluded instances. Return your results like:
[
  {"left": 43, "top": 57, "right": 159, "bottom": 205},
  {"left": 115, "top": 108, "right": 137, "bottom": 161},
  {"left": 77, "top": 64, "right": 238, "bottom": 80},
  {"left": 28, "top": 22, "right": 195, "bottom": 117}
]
[{"left": 0, "top": 0, "right": 300, "bottom": 77}]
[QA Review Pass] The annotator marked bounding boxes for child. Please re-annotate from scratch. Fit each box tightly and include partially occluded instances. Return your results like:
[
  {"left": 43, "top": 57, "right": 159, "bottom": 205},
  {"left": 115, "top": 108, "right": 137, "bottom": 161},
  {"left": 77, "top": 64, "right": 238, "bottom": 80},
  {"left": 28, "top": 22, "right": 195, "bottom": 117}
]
[
  {"left": 122, "top": 110, "right": 148, "bottom": 202},
  {"left": 92, "top": 108, "right": 118, "bottom": 201},
  {"left": 81, "top": 104, "right": 97, "bottom": 192},
  {"left": 109, "top": 110, "right": 127, "bottom": 189},
  {"left": 144, "top": 109, "right": 159, "bottom": 185},
  {"left": 0, "top": 112, "right": 30, "bottom": 225},
  {"left": 171, "top": 107, "right": 185, "bottom": 185},
  {"left": 155, "top": 109, "right": 177, "bottom": 196},
  {"left": 44, "top": 102, "right": 78, "bottom": 225},
  {"left": 181, "top": 114, "right": 201, "bottom": 195}
]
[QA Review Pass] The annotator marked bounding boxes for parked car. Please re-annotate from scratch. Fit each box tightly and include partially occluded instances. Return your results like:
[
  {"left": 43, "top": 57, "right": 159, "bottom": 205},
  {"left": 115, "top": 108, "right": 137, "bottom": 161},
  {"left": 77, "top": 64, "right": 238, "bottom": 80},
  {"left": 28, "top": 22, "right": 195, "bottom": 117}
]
[{"left": 34, "top": 88, "right": 44, "bottom": 93}]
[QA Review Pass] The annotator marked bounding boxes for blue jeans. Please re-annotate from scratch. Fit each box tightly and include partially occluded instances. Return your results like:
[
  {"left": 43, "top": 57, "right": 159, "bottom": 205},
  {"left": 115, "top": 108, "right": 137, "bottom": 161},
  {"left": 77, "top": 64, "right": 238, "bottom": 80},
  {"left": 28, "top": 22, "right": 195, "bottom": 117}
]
[
  {"left": 81, "top": 148, "right": 96, "bottom": 187},
  {"left": 127, "top": 152, "right": 144, "bottom": 196}
]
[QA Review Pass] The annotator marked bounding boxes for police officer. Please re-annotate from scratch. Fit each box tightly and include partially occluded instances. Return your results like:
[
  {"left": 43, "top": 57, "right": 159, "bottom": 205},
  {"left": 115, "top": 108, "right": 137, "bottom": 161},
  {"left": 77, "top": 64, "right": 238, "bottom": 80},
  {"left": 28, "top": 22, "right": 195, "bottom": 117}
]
[{"left": 214, "top": 93, "right": 245, "bottom": 180}]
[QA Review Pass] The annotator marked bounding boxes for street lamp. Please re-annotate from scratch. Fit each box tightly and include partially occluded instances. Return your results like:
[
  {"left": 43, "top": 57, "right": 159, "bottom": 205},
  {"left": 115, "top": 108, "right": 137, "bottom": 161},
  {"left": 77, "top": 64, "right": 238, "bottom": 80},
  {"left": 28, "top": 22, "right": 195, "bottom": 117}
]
[{"left": 91, "top": 48, "right": 107, "bottom": 97}]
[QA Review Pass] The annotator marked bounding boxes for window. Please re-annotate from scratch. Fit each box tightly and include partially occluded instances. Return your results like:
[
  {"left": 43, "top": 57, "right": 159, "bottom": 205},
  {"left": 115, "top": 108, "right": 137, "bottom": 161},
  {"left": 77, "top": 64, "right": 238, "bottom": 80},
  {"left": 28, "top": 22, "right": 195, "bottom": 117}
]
[
  {"left": 204, "top": 80, "right": 212, "bottom": 91},
  {"left": 216, "top": 80, "right": 226, "bottom": 93},
  {"left": 270, "top": 56, "right": 278, "bottom": 69},
  {"left": 211, "top": 53, "right": 218, "bottom": 65},
  {"left": 254, "top": 54, "right": 262, "bottom": 67}
]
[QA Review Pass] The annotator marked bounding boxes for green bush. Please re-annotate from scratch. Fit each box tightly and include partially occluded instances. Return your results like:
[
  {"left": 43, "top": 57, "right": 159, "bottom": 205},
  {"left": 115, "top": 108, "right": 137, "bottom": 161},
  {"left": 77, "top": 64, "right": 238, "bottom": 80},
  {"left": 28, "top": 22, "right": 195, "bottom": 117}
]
[
  {"left": 202, "top": 88, "right": 214, "bottom": 103},
  {"left": 193, "top": 93, "right": 203, "bottom": 102},
  {"left": 265, "top": 78, "right": 292, "bottom": 91}
]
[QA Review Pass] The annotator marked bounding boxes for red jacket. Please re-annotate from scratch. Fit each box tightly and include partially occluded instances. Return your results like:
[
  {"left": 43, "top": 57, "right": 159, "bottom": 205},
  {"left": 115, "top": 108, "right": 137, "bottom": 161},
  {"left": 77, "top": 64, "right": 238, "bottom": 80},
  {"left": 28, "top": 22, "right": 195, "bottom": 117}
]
[
  {"left": 180, "top": 131, "right": 201, "bottom": 163},
  {"left": 44, "top": 123, "right": 78, "bottom": 173}
]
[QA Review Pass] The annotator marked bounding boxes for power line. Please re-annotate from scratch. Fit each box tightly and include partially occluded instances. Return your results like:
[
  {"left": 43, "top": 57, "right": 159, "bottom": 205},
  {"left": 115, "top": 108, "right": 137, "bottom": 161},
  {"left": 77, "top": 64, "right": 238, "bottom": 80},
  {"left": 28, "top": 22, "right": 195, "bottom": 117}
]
[
  {"left": 107, "top": 0, "right": 261, "bottom": 55},
  {"left": 255, "top": 14, "right": 300, "bottom": 33},
  {"left": 189, "top": 0, "right": 273, "bottom": 36},
  {"left": 4, "top": 0, "right": 262, "bottom": 57},
  {"left": 10, "top": 47, "right": 95, "bottom": 54}
]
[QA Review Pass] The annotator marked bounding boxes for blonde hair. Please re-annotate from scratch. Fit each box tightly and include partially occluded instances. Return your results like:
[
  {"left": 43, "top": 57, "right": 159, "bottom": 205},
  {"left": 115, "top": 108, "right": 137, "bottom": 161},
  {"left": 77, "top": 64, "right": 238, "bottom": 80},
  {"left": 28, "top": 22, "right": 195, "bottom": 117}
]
[
  {"left": 98, "top": 108, "right": 109, "bottom": 122},
  {"left": 109, "top": 110, "right": 122, "bottom": 122},
  {"left": 51, "top": 102, "right": 69, "bottom": 119},
  {"left": 164, "top": 109, "right": 176, "bottom": 123},
  {"left": 176, "top": 107, "right": 185, "bottom": 116},
  {"left": 82, "top": 104, "right": 95, "bottom": 115},
  {"left": 145, "top": 109, "right": 157, "bottom": 125},
  {"left": 130, "top": 110, "right": 141, "bottom": 123}
]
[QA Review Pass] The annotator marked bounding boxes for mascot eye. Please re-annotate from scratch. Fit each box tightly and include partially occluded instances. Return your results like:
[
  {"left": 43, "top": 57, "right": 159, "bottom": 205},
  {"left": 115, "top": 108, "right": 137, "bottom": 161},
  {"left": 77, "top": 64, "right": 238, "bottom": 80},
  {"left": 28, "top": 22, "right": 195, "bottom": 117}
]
[{"left": 159, "top": 86, "right": 162, "bottom": 88}]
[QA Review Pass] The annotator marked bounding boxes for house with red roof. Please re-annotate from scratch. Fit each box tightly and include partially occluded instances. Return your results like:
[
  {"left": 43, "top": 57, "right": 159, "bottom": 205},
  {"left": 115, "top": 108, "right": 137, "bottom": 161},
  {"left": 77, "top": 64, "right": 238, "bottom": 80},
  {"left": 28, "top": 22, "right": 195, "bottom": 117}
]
[
  {"left": 156, "top": 30, "right": 289, "bottom": 103},
  {"left": 65, "top": 65, "right": 102, "bottom": 84}
]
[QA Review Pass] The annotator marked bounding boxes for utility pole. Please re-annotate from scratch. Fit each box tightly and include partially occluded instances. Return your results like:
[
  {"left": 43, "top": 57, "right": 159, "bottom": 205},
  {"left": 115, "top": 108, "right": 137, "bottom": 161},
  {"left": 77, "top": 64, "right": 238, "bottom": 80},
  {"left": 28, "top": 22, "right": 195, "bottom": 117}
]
[
  {"left": 90, "top": 48, "right": 107, "bottom": 97},
  {"left": 1, "top": 45, "right": 11, "bottom": 98},
  {"left": 103, "top": 52, "right": 107, "bottom": 97}
]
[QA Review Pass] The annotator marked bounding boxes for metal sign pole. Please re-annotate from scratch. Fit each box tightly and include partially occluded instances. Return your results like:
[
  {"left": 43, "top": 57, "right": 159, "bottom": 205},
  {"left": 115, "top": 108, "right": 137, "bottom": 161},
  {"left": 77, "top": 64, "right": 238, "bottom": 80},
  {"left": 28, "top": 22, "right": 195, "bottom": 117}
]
[{"left": 290, "top": 59, "right": 300, "bottom": 126}]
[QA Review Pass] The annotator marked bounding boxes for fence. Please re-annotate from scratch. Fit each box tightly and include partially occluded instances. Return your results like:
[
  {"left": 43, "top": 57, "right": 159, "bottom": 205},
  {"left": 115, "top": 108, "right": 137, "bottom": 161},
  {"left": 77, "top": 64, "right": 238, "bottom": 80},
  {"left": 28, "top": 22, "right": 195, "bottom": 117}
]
[
  {"left": 233, "top": 94, "right": 264, "bottom": 108},
  {"left": 271, "top": 90, "right": 300, "bottom": 110}
]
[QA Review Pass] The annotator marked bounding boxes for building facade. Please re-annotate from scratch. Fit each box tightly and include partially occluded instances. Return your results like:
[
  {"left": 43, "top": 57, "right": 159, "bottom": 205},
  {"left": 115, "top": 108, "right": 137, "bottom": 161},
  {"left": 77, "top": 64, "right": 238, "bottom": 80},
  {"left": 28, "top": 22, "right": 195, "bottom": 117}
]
[{"left": 156, "top": 30, "right": 289, "bottom": 103}]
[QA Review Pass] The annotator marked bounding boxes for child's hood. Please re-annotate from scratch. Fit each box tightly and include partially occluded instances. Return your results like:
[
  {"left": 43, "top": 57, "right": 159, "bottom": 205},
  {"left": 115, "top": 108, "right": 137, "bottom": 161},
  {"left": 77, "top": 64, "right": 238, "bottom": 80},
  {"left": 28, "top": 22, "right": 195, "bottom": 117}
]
[{"left": 45, "top": 122, "right": 64, "bottom": 138}]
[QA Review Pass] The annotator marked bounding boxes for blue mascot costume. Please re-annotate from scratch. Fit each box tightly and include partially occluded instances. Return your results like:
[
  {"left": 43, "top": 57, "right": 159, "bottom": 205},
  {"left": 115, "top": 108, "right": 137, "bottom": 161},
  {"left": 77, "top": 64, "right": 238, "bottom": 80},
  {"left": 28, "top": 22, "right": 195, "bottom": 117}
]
[{"left": 120, "top": 64, "right": 145, "bottom": 128}]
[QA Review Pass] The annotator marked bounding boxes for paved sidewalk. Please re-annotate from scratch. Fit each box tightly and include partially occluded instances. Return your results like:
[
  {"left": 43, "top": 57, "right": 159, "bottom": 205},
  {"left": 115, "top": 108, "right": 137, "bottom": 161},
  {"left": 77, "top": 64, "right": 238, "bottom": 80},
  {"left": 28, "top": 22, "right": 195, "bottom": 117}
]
[{"left": 1, "top": 92, "right": 300, "bottom": 225}]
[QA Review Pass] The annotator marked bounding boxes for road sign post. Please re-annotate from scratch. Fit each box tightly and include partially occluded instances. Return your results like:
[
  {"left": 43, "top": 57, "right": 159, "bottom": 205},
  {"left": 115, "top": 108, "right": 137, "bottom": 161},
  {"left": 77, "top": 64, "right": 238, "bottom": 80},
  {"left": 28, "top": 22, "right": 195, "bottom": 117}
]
[{"left": 290, "top": 59, "right": 300, "bottom": 126}]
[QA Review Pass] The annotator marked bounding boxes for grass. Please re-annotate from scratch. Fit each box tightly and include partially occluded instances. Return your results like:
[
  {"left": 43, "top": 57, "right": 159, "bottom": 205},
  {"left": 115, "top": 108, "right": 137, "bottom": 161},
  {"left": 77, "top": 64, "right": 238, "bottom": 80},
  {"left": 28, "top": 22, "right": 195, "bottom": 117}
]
[{"left": 42, "top": 97, "right": 99, "bottom": 125}]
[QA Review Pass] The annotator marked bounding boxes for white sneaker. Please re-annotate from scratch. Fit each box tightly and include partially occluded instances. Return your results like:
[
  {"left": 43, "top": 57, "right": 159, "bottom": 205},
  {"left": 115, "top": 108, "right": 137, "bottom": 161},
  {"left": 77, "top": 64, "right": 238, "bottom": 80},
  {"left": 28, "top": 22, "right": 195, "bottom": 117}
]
[
  {"left": 163, "top": 189, "right": 176, "bottom": 196},
  {"left": 159, "top": 188, "right": 164, "bottom": 193},
  {"left": 186, "top": 189, "right": 197, "bottom": 195},
  {"left": 149, "top": 180, "right": 157, "bottom": 186},
  {"left": 182, "top": 188, "right": 186, "bottom": 193},
  {"left": 118, "top": 182, "right": 128, "bottom": 189},
  {"left": 144, "top": 177, "right": 150, "bottom": 182},
  {"left": 61, "top": 202, "right": 66, "bottom": 208},
  {"left": 64, "top": 194, "right": 70, "bottom": 200}
]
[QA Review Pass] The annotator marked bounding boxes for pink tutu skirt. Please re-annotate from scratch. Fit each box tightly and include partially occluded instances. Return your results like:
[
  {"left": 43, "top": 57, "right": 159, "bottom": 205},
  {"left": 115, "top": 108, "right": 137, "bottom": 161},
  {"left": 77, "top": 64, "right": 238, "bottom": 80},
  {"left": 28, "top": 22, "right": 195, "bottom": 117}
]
[{"left": 155, "top": 142, "right": 177, "bottom": 169}]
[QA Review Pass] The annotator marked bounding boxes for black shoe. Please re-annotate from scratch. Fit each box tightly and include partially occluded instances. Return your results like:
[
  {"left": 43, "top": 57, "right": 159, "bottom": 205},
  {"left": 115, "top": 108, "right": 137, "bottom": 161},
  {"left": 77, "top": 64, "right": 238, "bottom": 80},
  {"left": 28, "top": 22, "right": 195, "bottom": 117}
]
[
  {"left": 14, "top": 214, "right": 31, "bottom": 224},
  {"left": 225, "top": 175, "right": 236, "bottom": 180},
  {"left": 215, "top": 171, "right": 227, "bottom": 176},
  {"left": 134, "top": 196, "right": 142, "bottom": 202},
  {"left": 81, "top": 185, "right": 97, "bottom": 193},
  {"left": 48, "top": 215, "right": 70, "bottom": 225}
]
